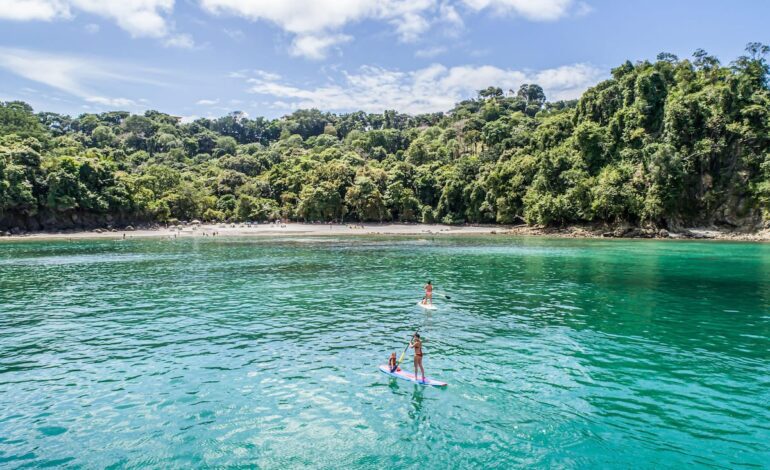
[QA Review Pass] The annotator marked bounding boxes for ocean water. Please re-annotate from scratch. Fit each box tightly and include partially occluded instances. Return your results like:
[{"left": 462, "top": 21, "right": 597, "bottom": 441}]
[{"left": 0, "top": 236, "right": 768, "bottom": 468}]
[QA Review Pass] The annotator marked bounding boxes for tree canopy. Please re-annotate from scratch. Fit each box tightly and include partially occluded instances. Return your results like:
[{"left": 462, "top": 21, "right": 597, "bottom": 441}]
[{"left": 2, "top": 44, "right": 769, "bottom": 231}]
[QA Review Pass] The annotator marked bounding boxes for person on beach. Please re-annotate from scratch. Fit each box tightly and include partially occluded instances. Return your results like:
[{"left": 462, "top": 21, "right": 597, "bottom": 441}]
[
  {"left": 411, "top": 333, "right": 426, "bottom": 382},
  {"left": 422, "top": 281, "right": 433, "bottom": 305},
  {"left": 388, "top": 352, "right": 399, "bottom": 373}
]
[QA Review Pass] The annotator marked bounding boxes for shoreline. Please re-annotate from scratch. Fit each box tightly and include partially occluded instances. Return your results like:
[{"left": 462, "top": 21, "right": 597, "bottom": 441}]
[{"left": 1, "top": 222, "right": 768, "bottom": 242}]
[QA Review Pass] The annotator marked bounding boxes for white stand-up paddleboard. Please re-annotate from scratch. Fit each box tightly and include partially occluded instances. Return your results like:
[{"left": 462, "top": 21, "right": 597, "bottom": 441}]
[
  {"left": 378, "top": 365, "right": 448, "bottom": 387},
  {"left": 417, "top": 301, "right": 437, "bottom": 310}
]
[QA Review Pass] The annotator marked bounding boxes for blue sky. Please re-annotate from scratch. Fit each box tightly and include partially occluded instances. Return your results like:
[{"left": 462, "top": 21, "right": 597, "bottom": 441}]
[{"left": 0, "top": 0, "right": 767, "bottom": 120}]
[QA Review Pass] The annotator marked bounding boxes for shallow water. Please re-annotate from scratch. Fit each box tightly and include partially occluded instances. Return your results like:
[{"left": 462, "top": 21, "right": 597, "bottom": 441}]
[{"left": 0, "top": 236, "right": 768, "bottom": 468}]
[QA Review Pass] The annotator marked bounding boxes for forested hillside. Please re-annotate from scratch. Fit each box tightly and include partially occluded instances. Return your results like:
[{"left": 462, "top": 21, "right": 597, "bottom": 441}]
[{"left": 2, "top": 44, "right": 769, "bottom": 232}]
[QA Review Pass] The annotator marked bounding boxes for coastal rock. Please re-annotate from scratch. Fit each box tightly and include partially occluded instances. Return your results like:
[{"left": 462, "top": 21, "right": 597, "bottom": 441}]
[
  {"left": 125, "top": 225, "right": 135, "bottom": 231},
  {"left": 613, "top": 227, "right": 657, "bottom": 238},
  {"left": 10, "top": 227, "right": 22, "bottom": 235},
  {"left": 658, "top": 229, "right": 670, "bottom": 238},
  {"left": 687, "top": 230, "right": 714, "bottom": 239},
  {"left": 93, "top": 228, "right": 104, "bottom": 233},
  {"left": 622, "top": 228, "right": 640, "bottom": 238},
  {"left": 640, "top": 229, "right": 656, "bottom": 238}
]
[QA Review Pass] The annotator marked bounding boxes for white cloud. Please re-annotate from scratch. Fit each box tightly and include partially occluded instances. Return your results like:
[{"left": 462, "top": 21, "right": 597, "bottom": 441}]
[
  {"left": 70, "top": 0, "right": 174, "bottom": 37},
  {"left": 531, "top": 63, "right": 602, "bottom": 100},
  {"left": 200, "top": 0, "right": 440, "bottom": 58},
  {"left": 0, "top": 0, "right": 175, "bottom": 36},
  {"left": 196, "top": 98, "right": 219, "bottom": 105},
  {"left": 289, "top": 33, "right": 352, "bottom": 60},
  {"left": 84, "top": 22, "right": 99, "bottom": 33},
  {"left": 460, "top": 0, "right": 576, "bottom": 21},
  {"left": 0, "top": 47, "right": 165, "bottom": 109},
  {"left": 0, "top": 0, "right": 194, "bottom": 47},
  {"left": 200, "top": 0, "right": 383, "bottom": 34},
  {"left": 86, "top": 96, "right": 139, "bottom": 107},
  {"left": 2, "top": 0, "right": 588, "bottom": 59},
  {"left": 0, "top": 0, "right": 70, "bottom": 21},
  {"left": 163, "top": 33, "right": 195, "bottom": 48},
  {"left": 415, "top": 46, "right": 447, "bottom": 58},
  {"left": 230, "top": 69, "right": 282, "bottom": 80},
  {"left": 223, "top": 27, "right": 244, "bottom": 41},
  {"left": 392, "top": 11, "right": 430, "bottom": 42},
  {"left": 199, "top": 1, "right": 586, "bottom": 58},
  {"left": 253, "top": 69, "right": 281, "bottom": 81},
  {"left": 243, "top": 62, "right": 603, "bottom": 114},
  {"left": 439, "top": 2, "right": 463, "bottom": 27}
]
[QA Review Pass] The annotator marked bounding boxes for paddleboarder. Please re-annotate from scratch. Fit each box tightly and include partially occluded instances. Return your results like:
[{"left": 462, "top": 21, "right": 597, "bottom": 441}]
[
  {"left": 379, "top": 331, "right": 447, "bottom": 387},
  {"left": 411, "top": 333, "right": 426, "bottom": 383},
  {"left": 422, "top": 281, "right": 433, "bottom": 305},
  {"left": 388, "top": 352, "right": 399, "bottom": 373}
]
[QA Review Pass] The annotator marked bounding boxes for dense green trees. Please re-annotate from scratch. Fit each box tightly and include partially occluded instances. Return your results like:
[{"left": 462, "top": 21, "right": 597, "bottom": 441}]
[{"left": 2, "top": 44, "right": 770, "bottom": 231}]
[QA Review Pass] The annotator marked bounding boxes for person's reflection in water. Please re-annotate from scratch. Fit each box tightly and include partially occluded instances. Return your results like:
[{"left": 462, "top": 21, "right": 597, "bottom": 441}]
[{"left": 408, "top": 385, "right": 425, "bottom": 420}]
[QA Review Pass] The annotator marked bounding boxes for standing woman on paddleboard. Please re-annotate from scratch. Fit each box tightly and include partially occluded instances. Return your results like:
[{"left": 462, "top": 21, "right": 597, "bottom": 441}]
[
  {"left": 411, "top": 333, "right": 426, "bottom": 382},
  {"left": 422, "top": 281, "right": 433, "bottom": 305}
]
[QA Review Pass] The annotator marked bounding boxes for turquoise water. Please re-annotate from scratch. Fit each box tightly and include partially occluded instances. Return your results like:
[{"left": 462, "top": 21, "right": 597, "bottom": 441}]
[{"left": 0, "top": 236, "right": 768, "bottom": 468}]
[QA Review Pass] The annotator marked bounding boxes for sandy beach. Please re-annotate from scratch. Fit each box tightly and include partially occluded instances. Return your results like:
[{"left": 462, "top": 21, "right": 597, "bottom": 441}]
[
  {"left": 0, "top": 222, "right": 503, "bottom": 241},
  {"left": 1, "top": 222, "right": 769, "bottom": 242}
]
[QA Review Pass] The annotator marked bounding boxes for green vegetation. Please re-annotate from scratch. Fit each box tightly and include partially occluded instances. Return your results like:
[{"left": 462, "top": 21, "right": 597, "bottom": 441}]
[{"left": 2, "top": 44, "right": 769, "bottom": 231}]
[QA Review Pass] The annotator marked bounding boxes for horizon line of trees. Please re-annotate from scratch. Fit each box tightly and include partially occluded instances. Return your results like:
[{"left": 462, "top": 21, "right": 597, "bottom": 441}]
[{"left": 2, "top": 43, "right": 770, "bottom": 231}]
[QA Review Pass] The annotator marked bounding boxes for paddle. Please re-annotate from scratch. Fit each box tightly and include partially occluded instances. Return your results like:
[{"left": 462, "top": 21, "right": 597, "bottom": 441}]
[
  {"left": 418, "top": 287, "right": 451, "bottom": 300},
  {"left": 395, "top": 330, "right": 418, "bottom": 369}
]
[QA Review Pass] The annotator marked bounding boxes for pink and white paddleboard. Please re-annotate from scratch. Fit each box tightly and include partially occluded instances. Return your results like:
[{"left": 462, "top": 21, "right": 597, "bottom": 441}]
[{"left": 378, "top": 364, "right": 448, "bottom": 387}]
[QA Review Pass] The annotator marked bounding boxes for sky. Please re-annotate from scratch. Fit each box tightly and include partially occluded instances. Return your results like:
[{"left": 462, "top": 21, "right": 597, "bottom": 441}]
[{"left": 0, "top": 0, "right": 768, "bottom": 120}]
